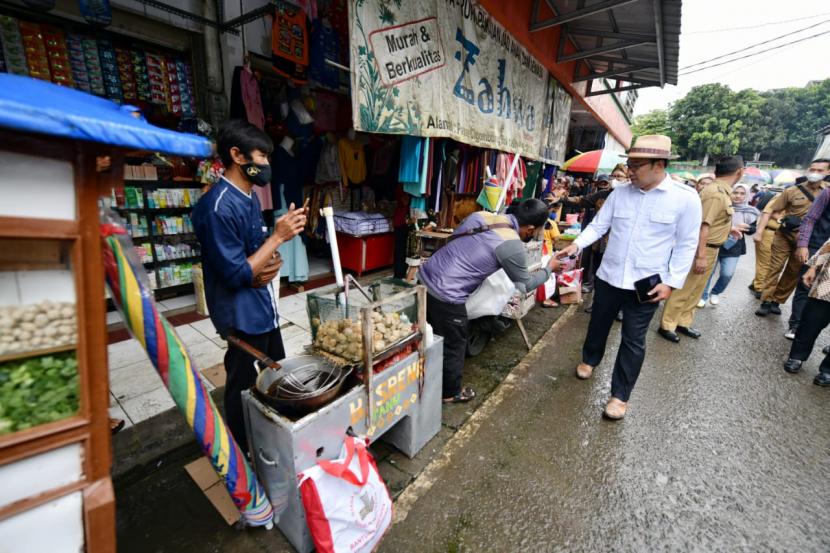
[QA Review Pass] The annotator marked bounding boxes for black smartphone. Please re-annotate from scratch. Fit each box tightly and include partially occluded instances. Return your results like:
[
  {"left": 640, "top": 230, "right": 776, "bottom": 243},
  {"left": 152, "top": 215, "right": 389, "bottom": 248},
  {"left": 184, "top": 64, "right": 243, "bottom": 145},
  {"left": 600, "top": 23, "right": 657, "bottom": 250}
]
[{"left": 634, "top": 274, "right": 662, "bottom": 304}]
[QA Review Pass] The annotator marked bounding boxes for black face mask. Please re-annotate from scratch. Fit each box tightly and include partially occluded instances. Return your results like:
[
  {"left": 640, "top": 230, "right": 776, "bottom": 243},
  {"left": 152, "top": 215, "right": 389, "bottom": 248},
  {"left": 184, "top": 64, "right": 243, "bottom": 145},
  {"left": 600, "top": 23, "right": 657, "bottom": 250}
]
[{"left": 241, "top": 162, "right": 272, "bottom": 187}]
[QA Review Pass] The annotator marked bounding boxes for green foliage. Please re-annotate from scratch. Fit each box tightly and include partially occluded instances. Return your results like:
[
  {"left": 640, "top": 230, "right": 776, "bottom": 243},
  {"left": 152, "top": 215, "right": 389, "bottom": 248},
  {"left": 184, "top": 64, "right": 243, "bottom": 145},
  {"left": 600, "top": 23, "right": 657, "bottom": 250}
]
[
  {"left": 0, "top": 352, "right": 79, "bottom": 435},
  {"left": 661, "top": 80, "right": 830, "bottom": 165},
  {"left": 631, "top": 109, "right": 671, "bottom": 140}
]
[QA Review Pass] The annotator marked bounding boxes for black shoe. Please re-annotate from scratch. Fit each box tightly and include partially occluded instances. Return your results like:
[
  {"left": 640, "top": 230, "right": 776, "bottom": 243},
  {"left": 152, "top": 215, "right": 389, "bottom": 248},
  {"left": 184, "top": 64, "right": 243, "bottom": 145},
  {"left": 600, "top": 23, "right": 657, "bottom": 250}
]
[
  {"left": 814, "top": 372, "right": 830, "bottom": 386},
  {"left": 657, "top": 328, "right": 680, "bottom": 343},
  {"left": 755, "top": 302, "right": 771, "bottom": 316},
  {"left": 753, "top": 290, "right": 762, "bottom": 299},
  {"left": 783, "top": 358, "right": 803, "bottom": 374},
  {"left": 748, "top": 283, "right": 757, "bottom": 292},
  {"left": 769, "top": 303, "right": 782, "bottom": 315},
  {"left": 822, "top": 345, "right": 830, "bottom": 356},
  {"left": 677, "top": 326, "right": 701, "bottom": 339}
]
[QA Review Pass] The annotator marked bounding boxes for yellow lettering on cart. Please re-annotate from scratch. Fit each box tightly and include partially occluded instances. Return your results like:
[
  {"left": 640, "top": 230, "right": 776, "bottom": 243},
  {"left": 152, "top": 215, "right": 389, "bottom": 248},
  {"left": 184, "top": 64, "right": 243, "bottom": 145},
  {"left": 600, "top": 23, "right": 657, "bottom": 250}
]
[{"left": 349, "top": 398, "right": 364, "bottom": 426}]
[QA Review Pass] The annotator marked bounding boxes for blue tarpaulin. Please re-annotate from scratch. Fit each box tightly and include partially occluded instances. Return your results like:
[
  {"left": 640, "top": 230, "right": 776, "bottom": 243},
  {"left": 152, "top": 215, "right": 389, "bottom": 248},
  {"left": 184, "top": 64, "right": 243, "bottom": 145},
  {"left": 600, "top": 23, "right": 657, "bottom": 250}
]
[{"left": 0, "top": 74, "right": 212, "bottom": 157}]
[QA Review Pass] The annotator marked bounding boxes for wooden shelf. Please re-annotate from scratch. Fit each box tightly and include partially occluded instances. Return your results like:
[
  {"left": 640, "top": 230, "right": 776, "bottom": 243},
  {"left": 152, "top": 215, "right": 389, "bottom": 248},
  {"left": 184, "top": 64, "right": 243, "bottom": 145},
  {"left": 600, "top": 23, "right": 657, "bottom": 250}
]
[{"left": 0, "top": 343, "right": 77, "bottom": 364}]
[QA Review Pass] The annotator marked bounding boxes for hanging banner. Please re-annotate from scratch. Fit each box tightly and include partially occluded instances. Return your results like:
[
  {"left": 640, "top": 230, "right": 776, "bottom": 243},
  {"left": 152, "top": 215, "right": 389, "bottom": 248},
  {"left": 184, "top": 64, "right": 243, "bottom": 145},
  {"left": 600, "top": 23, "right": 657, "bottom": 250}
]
[
  {"left": 350, "top": 0, "right": 550, "bottom": 158},
  {"left": 543, "top": 78, "right": 572, "bottom": 164}
]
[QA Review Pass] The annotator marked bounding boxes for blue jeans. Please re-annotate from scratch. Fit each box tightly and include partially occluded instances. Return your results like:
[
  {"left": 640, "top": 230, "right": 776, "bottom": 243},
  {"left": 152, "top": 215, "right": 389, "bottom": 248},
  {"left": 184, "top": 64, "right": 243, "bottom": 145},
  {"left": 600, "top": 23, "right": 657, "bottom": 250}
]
[{"left": 702, "top": 255, "right": 741, "bottom": 300}]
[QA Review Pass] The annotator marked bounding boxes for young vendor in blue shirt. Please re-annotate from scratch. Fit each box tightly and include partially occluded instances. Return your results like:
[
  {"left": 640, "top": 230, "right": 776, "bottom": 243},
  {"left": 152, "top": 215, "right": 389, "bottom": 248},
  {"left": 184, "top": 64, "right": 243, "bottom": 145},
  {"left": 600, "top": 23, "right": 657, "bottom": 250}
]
[{"left": 193, "top": 120, "right": 306, "bottom": 452}]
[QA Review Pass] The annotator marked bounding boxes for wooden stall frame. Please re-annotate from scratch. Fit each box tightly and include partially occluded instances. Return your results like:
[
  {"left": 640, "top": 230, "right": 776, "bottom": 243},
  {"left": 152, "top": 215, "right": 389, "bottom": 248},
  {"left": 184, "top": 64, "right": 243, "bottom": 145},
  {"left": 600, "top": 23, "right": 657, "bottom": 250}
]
[
  {"left": 359, "top": 285, "right": 427, "bottom": 425},
  {"left": 0, "top": 130, "right": 117, "bottom": 553}
]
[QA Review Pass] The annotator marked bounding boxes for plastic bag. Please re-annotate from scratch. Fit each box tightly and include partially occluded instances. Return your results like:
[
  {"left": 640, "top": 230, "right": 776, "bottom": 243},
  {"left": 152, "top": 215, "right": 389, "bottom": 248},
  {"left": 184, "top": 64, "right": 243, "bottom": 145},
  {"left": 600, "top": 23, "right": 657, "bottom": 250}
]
[
  {"left": 299, "top": 437, "right": 392, "bottom": 553},
  {"left": 466, "top": 269, "right": 516, "bottom": 320}
]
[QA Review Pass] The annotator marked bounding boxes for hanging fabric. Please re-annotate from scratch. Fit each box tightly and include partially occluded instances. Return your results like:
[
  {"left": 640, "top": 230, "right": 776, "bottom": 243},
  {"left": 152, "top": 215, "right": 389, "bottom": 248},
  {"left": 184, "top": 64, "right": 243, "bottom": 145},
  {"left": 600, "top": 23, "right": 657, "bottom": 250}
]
[{"left": 271, "top": 6, "right": 309, "bottom": 84}]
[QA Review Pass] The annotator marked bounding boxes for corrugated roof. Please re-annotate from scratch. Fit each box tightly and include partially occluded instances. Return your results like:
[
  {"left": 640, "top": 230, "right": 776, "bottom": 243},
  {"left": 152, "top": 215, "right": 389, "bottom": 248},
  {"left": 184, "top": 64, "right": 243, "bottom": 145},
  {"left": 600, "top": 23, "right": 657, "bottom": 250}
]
[{"left": 530, "top": 0, "right": 682, "bottom": 95}]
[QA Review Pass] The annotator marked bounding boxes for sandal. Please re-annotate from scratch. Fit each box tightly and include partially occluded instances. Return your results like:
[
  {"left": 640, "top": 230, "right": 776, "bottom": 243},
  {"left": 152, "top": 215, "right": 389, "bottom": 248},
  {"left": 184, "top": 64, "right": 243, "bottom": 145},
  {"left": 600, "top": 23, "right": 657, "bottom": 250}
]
[
  {"left": 442, "top": 387, "right": 476, "bottom": 404},
  {"left": 542, "top": 299, "right": 559, "bottom": 308},
  {"left": 109, "top": 417, "right": 125, "bottom": 435}
]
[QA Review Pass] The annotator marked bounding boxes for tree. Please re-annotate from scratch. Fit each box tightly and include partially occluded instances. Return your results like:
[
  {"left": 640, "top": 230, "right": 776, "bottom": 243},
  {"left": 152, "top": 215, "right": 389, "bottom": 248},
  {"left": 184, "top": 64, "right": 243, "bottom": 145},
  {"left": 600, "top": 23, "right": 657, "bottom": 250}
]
[
  {"left": 670, "top": 83, "right": 743, "bottom": 161},
  {"left": 654, "top": 79, "right": 830, "bottom": 166},
  {"left": 631, "top": 109, "right": 671, "bottom": 139}
]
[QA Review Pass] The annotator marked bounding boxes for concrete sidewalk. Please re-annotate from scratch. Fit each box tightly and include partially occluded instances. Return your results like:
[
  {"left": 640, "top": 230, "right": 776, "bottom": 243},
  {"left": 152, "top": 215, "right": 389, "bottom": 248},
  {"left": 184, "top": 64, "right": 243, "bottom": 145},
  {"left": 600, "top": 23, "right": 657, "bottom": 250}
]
[
  {"left": 381, "top": 255, "right": 830, "bottom": 552},
  {"left": 113, "top": 303, "right": 570, "bottom": 552}
]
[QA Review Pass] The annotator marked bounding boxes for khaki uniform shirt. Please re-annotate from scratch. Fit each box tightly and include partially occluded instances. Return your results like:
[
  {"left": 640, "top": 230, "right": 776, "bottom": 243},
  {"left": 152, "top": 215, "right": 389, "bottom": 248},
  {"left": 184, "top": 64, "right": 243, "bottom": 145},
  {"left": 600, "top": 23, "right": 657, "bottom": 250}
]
[
  {"left": 769, "top": 183, "right": 826, "bottom": 219},
  {"left": 699, "top": 179, "right": 734, "bottom": 246},
  {"left": 763, "top": 194, "right": 781, "bottom": 231}
]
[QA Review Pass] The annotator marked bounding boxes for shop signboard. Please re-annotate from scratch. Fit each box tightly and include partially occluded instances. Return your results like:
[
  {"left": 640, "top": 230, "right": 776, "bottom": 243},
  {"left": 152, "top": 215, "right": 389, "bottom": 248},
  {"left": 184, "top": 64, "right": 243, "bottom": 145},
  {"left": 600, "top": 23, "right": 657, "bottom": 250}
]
[
  {"left": 350, "top": 0, "right": 551, "bottom": 158},
  {"left": 543, "top": 77, "right": 572, "bottom": 164}
]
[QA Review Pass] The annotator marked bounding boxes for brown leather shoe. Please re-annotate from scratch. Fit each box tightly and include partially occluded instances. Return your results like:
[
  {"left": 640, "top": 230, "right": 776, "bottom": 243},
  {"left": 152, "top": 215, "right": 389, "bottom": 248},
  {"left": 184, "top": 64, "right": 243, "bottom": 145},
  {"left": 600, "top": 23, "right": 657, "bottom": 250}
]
[
  {"left": 603, "top": 397, "right": 627, "bottom": 420},
  {"left": 576, "top": 363, "right": 594, "bottom": 379}
]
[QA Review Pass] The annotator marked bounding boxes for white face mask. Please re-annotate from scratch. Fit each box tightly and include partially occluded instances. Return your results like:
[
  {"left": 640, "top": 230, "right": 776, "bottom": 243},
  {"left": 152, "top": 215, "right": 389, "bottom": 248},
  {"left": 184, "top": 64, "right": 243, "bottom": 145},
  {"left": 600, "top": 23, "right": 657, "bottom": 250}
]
[
  {"left": 610, "top": 179, "right": 627, "bottom": 189},
  {"left": 806, "top": 172, "right": 825, "bottom": 183}
]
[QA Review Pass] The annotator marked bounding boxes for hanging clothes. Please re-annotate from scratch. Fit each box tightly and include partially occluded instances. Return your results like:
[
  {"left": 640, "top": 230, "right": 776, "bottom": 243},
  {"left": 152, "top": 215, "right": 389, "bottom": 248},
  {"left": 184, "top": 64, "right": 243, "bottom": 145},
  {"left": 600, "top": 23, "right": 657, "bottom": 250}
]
[
  {"left": 337, "top": 137, "right": 366, "bottom": 187},
  {"left": 309, "top": 19, "right": 340, "bottom": 89},
  {"left": 276, "top": 188, "right": 310, "bottom": 283},
  {"left": 240, "top": 68, "right": 265, "bottom": 129},
  {"left": 271, "top": 145, "right": 303, "bottom": 211},
  {"left": 524, "top": 160, "right": 542, "bottom": 199},
  {"left": 271, "top": 7, "right": 309, "bottom": 84},
  {"left": 315, "top": 138, "right": 341, "bottom": 184},
  {"left": 398, "top": 136, "right": 422, "bottom": 185}
]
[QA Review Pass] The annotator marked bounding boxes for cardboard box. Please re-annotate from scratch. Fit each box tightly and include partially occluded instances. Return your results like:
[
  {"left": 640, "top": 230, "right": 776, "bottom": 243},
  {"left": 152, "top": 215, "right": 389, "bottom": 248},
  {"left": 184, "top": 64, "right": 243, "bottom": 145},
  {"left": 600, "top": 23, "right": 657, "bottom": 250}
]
[
  {"left": 185, "top": 457, "right": 240, "bottom": 525},
  {"left": 201, "top": 363, "right": 226, "bottom": 388},
  {"left": 559, "top": 289, "right": 582, "bottom": 304}
]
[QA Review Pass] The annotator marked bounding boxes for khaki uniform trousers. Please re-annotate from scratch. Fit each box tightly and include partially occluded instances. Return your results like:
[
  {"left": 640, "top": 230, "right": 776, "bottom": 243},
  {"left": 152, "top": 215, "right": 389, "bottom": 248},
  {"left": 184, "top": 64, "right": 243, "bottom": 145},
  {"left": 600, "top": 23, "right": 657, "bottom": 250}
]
[
  {"left": 752, "top": 228, "right": 776, "bottom": 290},
  {"left": 760, "top": 231, "right": 802, "bottom": 304},
  {"left": 660, "top": 246, "right": 720, "bottom": 331}
]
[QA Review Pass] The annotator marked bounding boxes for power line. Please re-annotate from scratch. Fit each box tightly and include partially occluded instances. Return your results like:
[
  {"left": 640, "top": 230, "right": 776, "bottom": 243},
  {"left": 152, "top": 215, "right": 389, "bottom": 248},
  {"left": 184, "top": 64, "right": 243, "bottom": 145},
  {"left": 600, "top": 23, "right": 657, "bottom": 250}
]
[
  {"left": 680, "top": 19, "right": 830, "bottom": 70},
  {"left": 685, "top": 12, "right": 830, "bottom": 34},
  {"left": 679, "top": 29, "right": 830, "bottom": 76}
]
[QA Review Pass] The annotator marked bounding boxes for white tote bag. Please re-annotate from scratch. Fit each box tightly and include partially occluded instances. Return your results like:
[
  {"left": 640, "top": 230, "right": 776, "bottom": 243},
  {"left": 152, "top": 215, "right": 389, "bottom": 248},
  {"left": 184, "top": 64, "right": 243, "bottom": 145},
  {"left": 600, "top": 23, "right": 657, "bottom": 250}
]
[
  {"left": 298, "top": 437, "right": 392, "bottom": 553},
  {"left": 465, "top": 269, "right": 516, "bottom": 320}
]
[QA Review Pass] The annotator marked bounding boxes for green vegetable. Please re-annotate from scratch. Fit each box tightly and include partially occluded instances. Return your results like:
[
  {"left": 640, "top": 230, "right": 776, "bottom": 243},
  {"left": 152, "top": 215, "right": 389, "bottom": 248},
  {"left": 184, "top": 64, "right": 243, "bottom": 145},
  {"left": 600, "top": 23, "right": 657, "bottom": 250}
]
[{"left": 0, "top": 352, "right": 79, "bottom": 435}]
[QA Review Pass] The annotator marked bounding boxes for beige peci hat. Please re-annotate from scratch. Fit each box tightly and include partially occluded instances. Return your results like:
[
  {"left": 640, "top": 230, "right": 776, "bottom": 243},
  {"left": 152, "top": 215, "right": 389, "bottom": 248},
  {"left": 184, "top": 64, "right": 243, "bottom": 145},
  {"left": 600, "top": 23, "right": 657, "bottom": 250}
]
[{"left": 626, "top": 134, "right": 679, "bottom": 160}]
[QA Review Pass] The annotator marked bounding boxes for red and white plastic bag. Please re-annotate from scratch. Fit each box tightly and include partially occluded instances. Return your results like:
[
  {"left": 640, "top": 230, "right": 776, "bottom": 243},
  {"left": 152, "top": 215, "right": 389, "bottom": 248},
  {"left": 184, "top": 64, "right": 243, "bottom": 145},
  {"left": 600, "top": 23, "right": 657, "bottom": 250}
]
[
  {"left": 298, "top": 437, "right": 392, "bottom": 553},
  {"left": 556, "top": 268, "right": 583, "bottom": 292}
]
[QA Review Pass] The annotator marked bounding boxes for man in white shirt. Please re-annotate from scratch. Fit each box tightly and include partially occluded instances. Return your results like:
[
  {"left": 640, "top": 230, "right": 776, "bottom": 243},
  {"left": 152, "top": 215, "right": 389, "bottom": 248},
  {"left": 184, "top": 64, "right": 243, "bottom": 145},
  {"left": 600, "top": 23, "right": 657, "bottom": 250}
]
[{"left": 557, "top": 135, "right": 701, "bottom": 420}]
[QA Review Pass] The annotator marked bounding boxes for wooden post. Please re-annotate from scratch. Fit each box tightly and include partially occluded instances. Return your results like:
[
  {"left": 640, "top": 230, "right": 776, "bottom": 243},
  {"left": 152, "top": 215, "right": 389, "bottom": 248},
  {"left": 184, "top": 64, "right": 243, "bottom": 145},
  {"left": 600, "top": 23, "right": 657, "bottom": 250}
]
[
  {"left": 416, "top": 286, "right": 427, "bottom": 398},
  {"left": 361, "top": 307, "right": 374, "bottom": 427}
]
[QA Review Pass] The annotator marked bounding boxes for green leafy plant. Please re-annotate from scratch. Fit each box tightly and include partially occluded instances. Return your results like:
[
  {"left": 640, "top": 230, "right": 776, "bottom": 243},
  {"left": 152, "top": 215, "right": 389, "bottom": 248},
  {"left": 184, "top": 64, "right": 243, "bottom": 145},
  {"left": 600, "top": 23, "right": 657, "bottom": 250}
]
[{"left": 0, "top": 352, "right": 79, "bottom": 435}]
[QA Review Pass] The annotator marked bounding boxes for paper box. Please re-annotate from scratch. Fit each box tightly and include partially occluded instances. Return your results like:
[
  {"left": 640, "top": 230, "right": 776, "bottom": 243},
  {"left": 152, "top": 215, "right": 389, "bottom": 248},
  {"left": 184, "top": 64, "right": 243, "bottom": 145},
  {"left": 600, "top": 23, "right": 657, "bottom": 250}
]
[{"left": 185, "top": 457, "right": 240, "bottom": 525}]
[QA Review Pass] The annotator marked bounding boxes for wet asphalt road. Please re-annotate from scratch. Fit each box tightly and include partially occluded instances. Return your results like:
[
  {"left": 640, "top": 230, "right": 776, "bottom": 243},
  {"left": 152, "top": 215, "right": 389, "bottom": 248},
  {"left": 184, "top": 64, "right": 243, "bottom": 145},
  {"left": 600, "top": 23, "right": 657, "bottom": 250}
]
[{"left": 382, "top": 250, "right": 830, "bottom": 552}]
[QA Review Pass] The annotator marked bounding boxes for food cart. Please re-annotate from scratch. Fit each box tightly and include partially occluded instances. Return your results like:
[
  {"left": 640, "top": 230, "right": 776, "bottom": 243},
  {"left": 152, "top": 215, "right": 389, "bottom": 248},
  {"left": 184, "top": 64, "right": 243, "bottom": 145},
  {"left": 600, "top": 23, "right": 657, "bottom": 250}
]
[
  {"left": 0, "top": 74, "right": 211, "bottom": 552},
  {"left": 241, "top": 233, "right": 443, "bottom": 552}
]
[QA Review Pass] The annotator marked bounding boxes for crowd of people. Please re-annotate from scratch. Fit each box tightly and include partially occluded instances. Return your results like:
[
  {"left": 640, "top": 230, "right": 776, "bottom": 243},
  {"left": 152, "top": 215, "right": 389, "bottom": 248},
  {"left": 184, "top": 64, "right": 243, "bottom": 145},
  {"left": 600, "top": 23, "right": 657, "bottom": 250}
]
[
  {"left": 553, "top": 144, "right": 830, "bottom": 420},
  {"left": 194, "top": 122, "right": 827, "bottom": 449}
]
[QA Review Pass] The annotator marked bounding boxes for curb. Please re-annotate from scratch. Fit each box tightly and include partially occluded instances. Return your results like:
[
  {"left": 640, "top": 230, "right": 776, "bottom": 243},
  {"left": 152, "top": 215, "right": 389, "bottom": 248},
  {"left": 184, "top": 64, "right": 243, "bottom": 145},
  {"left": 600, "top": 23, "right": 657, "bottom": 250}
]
[{"left": 391, "top": 303, "right": 579, "bottom": 525}]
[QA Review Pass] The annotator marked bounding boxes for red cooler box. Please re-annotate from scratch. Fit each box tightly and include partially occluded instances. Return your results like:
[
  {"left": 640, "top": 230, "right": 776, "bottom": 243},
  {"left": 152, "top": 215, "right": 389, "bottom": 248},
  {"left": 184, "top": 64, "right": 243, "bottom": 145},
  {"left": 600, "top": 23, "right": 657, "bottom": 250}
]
[{"left": 336, "top": 231, "right": 394, "bottom": 276}]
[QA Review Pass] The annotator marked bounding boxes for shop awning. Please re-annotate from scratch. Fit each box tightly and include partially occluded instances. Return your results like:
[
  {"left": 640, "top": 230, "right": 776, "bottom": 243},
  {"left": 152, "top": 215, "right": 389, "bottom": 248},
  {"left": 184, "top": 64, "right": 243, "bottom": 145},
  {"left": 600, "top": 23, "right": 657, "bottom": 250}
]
[
  {"left": 0, "top": 74, "right": 212, "bottom": 157},
  {"left": 530, "top": 0, "right": 682, "bottom": 96}
]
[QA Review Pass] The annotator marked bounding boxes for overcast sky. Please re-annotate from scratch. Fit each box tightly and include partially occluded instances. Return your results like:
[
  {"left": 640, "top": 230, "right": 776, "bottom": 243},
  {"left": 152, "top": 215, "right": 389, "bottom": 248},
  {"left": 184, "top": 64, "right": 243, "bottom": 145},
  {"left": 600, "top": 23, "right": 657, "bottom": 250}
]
[{"left": 633, "top": 0, "right": 830, "bottom": 116}]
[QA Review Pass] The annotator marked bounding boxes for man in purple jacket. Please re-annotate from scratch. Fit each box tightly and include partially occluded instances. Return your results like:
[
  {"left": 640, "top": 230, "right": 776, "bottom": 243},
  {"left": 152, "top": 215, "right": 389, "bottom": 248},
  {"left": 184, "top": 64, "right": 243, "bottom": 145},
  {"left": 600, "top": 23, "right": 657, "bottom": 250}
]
[{"left": 419, "top": 199, "right": 560, "bottom": 403}]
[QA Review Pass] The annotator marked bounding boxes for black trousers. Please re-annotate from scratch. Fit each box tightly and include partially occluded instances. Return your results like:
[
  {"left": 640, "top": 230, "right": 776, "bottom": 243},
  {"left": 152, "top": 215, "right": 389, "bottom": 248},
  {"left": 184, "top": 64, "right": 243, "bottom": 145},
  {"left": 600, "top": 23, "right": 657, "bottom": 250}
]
[
  {"left": 582, "top": 278, "right": 659, "bottom": 402},
  {"left": 393, "top": 225, "right": 408, "bottom": 279},
  {"left": 223, "top": 327, "right": 285, "bottom": 453},
  {"left": 789, "top": 298, "right": 830, "bottom": 374},
  {"left": 426, "top": 293, "right": 468, "bottom": 398},
  {"left": 788, "top": 263, "right": 812, "bottom": 330}
]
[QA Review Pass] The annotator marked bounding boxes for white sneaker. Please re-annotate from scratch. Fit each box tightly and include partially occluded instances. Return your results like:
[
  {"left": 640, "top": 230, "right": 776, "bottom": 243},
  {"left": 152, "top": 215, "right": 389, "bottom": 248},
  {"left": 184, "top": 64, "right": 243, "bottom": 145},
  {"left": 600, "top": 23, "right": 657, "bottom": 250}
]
[
  {"left": 696, "top": 299, "right": 705, "bottom": 308},
  {"left": 710, "top": 294, "right": 720, "bottom": 305},
  {"left": 784, "top": 329, "right": 795, "bottom": 340}
]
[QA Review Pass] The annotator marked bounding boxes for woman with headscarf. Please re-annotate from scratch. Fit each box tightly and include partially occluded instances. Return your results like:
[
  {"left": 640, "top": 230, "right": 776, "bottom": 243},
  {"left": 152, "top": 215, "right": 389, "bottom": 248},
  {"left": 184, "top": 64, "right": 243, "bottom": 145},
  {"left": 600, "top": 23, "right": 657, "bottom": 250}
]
[{"left": 700, "top": 183, "right": 760, "bottom": 306}]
